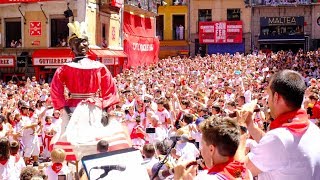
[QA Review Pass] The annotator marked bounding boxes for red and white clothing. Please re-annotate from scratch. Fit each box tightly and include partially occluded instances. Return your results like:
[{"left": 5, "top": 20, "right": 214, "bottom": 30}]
[
  {"left": 249, "top": 109, "right": 320, "bottom": 180},
  {"left": 130, "top": 124, "right": 145, "bottom": 149},
  {"left": 45, "top": 162, "right": 70, "bottom": 180},
  {"left": 175, "top": 141, "right": 200, "bottom": 162},
  {"left": 21, "top": 114, "right": 40, "bottom": 158},
  {"left": 146, "top": 126, "right": 167, "bottom": 144},
  {"left": 11, "top": 154, "right": 26, "bottom": 178},
  {"left": 42, "top": 123, "right": 56, "bottom": 158},
  {"left": 155, "top": 109, "right": 170, "bottom": 127},
  {"left": 0, "top": 156, "right": 16, "bottom": 180},
  {"left": 124, "top": 112, "right": 139, "bottom": 134},
  {"left": 195, "top": 158, "right": 246, "bottom": 180},
  {"left": 50, "top": 58, "right": 119, "bottom": 147},
  {"left": 51, "top": 58, "right": 119, "bottom": 111}
]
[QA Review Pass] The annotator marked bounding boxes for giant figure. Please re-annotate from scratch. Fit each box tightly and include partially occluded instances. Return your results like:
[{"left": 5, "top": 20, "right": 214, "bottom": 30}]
[{"left": 50, "top": 21, "right": 131, "bottom": 157}]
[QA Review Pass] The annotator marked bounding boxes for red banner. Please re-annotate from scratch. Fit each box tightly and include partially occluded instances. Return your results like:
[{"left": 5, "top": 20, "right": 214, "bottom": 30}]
[
  {"left": 123, "top": 12, "right": 155, "bottom": 37},
  {"left": 199, "top": 21, "right": 243, "bottom": 44},
  {"left": 111, "top": 0, "right": 123, "bottom": 8},
  {"left": 124, "top": 35, "right": 159, "bottom": 69}
]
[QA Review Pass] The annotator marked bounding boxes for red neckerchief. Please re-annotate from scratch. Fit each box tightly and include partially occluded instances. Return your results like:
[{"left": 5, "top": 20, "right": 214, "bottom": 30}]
[
  {"left": 29, "top": 112, "right": 34, "bottom": 118},
  {"left": 52, "top": 163, "right": 63, "bottom": 173},
  {"left": 207, "top": 157, "right": 246, "bottom": 179},
  {"left": 157, "top": 108, "right": 164, "bottom": 112},
  {"left": 270, "top": 109, "right": 310, "bottom": 135},
  {"left": 9, "top": 120, "right": 16, "bottom": 127},
  {"left": 0, "top": 158, "right": 8, "bottom": 165},
  {"left": 45, "top": 122, "right": 52, "bottom": 126}
]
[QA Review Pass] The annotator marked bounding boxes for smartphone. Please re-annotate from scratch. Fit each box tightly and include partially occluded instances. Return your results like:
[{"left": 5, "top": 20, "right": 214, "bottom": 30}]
[
  {"left": 146, "top": 128, "right": 155, "bottom": 133},
  {"left": 58, "top": 175, "right": 66, "bottom": 180}
]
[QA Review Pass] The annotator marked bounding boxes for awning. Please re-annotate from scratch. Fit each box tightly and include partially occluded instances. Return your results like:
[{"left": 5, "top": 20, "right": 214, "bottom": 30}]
[
  {"left": 258, "top": 39, "right": 305, "bottom": 42},
  {"left": 88, "top": 49, "right": 127, "bottom": 59},
  {"left": 32, "top": 49, "right": 74, "bottom": 66},
  {"left": 0, "top": 56, "right": 15, "bottom": 68}
]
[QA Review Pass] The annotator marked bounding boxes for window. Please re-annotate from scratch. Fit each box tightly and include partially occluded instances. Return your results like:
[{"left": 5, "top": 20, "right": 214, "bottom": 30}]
[
  {"left": 227, "top": 9, "right": 241, "bottom": 21},
  {"left": 198, "top": 9, "right": 212, "bottom": 22},
  {"left": 5, "top": 18, "right": 21, "bottom": 48},
  {"left": 156, "top": 15, "right": 164, "bottom": 40},
  {"left": 102, "top": 23, "right": 107, "bottom": 48},
  {"left": 50, "top": 18, "right": 69, "bottom": 47},
  {"left": 198, "top": 10, "right": 212, "bottom": 33}
]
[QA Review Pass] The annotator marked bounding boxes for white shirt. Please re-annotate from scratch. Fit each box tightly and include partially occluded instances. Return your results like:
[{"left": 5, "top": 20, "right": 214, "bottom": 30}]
[
  {"left": 175, "top": 142, "right": 200, "bottom": 162},
  {"left": 0, "top": 156, "right": 16, "bottom": 180},
  {"left": 12, "top": 155, "right": 26, "bottom": 178},
  {"left": 147, "top": 126, "right": 167, "bottom": 144},
  {"left": 45, "top": 163, "right": 70, "bottom": 180},
  {"left": 142, "top": 157, "right": 159, "bottom": 173},
  {"left": 249, "top": 123, "right": 320, "bottom": 180},
  {"left": 21, "top": 115, "right": 38, "bottom": 144},
  {"left": 244, "top": 90, "right": 252, "bottom": 103},
  {"left": 155, "top": 110, "right": 170, "bottom": 125},
  {"left": 45, "top": 164, "right": 70, "bottom": 180}
]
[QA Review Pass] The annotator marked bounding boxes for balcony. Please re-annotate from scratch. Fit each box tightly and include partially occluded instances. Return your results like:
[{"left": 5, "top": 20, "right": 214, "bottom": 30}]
[
  {"left": 124, "top": 0, "right": 158, "bottom": 15},
  {"left": 156, "top": 30, "right": 188, "bottom": 41},
  {"left": 252, "top": 0, "right": 313, "bottom": 6}
]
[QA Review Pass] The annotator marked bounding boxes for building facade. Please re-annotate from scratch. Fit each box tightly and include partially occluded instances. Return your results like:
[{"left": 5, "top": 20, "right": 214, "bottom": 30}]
[
  {"left": 189, "top": 0, "right": 252, "bottom": 56},
  {"left": 251, "top": 0, "right": 320, "bottom": 52},
  {"left": 157, "top": 0, "right": 189, "bottom": 59},
  {"left": 312, "top": 2, "right": 320, "bottom": 48},
  {"left": 0, "top": 0, "right": 159, "bottom": 82}
]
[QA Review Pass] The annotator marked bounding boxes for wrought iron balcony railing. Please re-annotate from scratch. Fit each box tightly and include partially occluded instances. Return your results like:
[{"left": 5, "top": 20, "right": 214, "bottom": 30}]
[{"left": 252, "top": 0, "right": 313, "bottom": 6}]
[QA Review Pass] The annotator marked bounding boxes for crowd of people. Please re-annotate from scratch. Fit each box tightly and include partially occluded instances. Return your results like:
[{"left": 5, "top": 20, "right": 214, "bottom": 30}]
[{"left": 0, "top": 48, "right": 320, "bottom": 179}]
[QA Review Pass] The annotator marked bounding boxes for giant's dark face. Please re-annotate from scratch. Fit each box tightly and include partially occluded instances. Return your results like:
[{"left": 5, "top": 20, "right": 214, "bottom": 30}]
[{"left": 69, "top": 35, "right": 89, "bottom": 57}]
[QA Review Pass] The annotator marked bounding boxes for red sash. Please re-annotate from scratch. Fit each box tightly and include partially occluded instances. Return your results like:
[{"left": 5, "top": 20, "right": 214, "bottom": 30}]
[
  {"left": 44, "top": 134, "right": 54, "bottom": 151},
  {"left": 270, "top": 109, "right": 310, "bottom": 135},
  {"left": 207, "top": 157, "right": 246, "bottom": 179}
]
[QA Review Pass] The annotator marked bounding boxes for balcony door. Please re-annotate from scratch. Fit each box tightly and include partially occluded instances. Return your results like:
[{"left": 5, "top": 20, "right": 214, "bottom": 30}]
[{"left": 172, "top": 15, "right": 185, "bottom": 40}]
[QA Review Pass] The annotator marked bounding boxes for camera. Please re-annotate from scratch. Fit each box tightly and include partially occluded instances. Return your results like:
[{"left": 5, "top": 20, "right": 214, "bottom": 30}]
[
  {"left": 146, "top": 128, "right": 155, "bottom": 133},
  {"left": 144, "top": 99, "right": 150, "bottom": 103}
]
